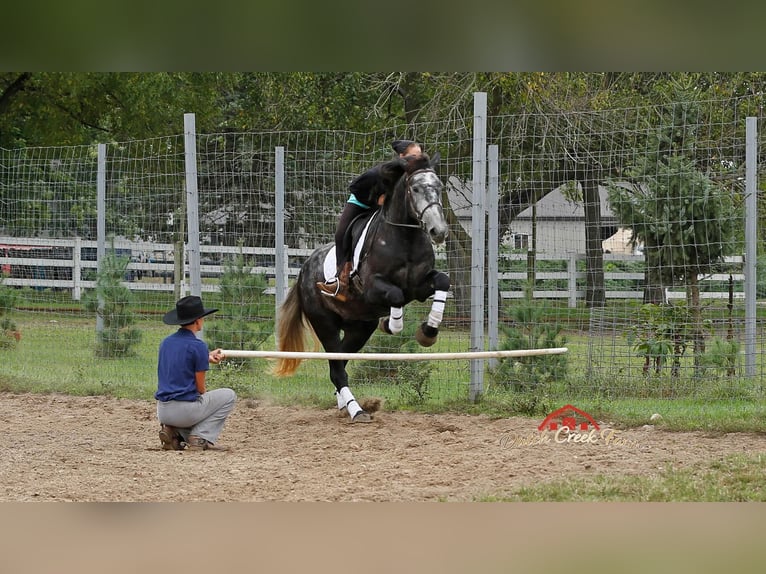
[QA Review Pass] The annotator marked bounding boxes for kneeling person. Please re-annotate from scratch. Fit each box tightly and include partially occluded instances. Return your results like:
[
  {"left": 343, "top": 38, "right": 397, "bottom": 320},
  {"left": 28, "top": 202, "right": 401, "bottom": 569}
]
[{"left": 155, "top": 295, "right": 236, "bottom": 451}]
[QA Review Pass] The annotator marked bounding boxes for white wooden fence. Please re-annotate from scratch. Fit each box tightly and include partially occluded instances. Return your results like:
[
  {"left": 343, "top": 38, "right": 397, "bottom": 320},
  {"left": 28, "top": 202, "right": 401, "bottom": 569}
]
[{"left": 0, "top": 236, "right": 744, "bottom": 305}]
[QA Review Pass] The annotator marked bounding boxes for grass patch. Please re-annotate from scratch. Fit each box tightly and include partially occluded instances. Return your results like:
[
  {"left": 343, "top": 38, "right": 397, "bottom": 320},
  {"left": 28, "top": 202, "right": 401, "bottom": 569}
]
[
  {"left": 2, "top": 310, "right": 765, "bottom": 432},
  {"left": 478, "top": 453, "right": 766, "bottom": 501}
]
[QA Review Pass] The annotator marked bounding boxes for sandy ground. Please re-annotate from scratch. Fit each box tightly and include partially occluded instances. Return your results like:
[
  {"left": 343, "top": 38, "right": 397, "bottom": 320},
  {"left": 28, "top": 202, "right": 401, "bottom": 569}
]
[{"left": 2, "top": 392, "right": 765, "bottom": 501}]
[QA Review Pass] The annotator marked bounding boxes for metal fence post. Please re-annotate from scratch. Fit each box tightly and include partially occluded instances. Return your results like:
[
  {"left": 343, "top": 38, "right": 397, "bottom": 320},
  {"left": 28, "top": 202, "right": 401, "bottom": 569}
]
[
  {"left": 72, "top": 237, "right": 81, "bottom": 301},
  {"left": 96, "top": 143, "right": 106, "bottom": 334},
  {"left": 274, "top": 146, "right": 287, "bottom": 342},
  {"left": 487, "top": 144, "right": 499, "bottom": 371},
  {"left": 184, "top": 113, "right": 201, "bottom": 298},
  {"left": 470, "top": 92, "right": 487, "bottom": 402},
  {"left": 745, "top": 117, "right": 758, "bottom": 377}
]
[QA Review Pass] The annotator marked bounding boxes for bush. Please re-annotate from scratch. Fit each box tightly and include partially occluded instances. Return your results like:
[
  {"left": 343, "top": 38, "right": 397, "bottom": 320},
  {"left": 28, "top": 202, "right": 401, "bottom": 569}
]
[
  {"left": 350, "top": 323, "right": 434, "bottom": 405},
  {"left": 490, "top": 283, "right": 568, "bottom": 390},
  {"left": 0, "top": 277, "right": 20, "bottom": 348},
  {"left": 83, "top": 248, "right": 142, "bottom": 358},
  {"left": 205, "top": 251, "right": 274, "bottom": 366}
]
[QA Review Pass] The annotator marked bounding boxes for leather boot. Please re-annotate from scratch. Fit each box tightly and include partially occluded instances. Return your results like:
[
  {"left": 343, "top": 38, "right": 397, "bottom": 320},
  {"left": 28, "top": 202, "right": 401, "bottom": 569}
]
[
  {"left": 317, "top": 262, "right": 352, "bottom": 301},
  {"left": 187, "top": 435, "right": 209, "bottom": 451},
  {"left": 159, "top": 424, "right": 184, "bottom": 451}
]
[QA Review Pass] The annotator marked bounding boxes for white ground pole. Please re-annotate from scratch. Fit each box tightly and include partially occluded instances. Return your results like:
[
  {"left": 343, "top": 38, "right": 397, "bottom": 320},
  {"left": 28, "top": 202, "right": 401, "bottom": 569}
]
[{"left": 221, "top": 348, "right": 568, "bottom": 361}]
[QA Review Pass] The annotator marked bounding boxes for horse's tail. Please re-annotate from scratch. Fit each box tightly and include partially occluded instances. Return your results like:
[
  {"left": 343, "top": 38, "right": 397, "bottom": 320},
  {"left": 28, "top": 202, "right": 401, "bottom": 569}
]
[{"left": 271, "top": 278, "right": 307, "bottom": 377}]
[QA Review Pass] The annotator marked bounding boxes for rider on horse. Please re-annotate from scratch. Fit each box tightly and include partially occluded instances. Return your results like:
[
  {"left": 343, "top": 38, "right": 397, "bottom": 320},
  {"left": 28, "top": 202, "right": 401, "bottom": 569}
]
[{"left": 317, "top": 139, "right": 423, "bottom": 300}]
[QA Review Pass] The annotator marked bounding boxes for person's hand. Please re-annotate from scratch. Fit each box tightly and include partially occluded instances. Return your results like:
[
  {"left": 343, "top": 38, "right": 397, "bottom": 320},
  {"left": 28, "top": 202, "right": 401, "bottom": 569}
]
[{"left": 209, "top": 348, "right": 223, "bottom": 364}]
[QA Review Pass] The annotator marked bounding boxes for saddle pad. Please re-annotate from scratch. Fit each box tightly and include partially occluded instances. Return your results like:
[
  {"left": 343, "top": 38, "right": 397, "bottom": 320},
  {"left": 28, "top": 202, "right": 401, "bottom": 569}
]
[{"left": 322, "top": 210, "right": 379, "bottom": 281}]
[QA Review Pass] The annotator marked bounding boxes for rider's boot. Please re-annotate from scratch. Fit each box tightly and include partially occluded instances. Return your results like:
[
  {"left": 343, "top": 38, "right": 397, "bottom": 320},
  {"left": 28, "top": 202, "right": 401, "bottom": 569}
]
[{"left": 317, "top": 262, "right": 352, "bottom": 301}]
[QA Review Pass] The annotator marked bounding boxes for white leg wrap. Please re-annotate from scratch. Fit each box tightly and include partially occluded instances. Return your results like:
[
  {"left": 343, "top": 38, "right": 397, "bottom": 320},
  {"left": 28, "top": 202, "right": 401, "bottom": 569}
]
[
  {"left": 339, "top": 387, "right": 362, "bottom": 419},
  {"left": 335, "top": 391, "right": 345, "bottom": 410},
  {"left": 427, "top": 290, "right": 448, "bottom": 328},
  {"left": 388, "top": 307, "right": 403, "bottom": 334}
]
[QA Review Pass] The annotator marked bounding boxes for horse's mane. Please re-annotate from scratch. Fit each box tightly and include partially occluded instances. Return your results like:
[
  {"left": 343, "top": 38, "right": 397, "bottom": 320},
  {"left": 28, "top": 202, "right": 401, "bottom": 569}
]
[{"left": 403, "top": 153, "right": 432, "bottom": 175}]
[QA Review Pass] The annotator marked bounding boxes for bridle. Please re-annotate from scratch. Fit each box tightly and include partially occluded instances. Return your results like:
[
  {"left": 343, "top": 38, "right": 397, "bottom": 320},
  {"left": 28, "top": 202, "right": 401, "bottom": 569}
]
[{"left": 383, "top": 168, "right": 443, "bottom": 230}]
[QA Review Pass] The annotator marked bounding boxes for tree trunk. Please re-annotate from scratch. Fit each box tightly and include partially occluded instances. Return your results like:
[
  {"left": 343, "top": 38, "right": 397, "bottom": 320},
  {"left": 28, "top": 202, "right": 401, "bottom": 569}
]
[
  {"left": 582, "top": 176, "right": 605, "bottom": 308},
  {"left": 688, "top": 273, "right": 706, "bottom": 377},
  {"left": 643, "top": 244, "right": 666, "bottom": 304}
]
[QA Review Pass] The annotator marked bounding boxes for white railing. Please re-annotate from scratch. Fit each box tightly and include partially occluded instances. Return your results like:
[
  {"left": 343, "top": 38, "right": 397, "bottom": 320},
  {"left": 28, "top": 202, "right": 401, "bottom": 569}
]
[
  {"left": 0, "top": 237, "right": 744, "bottom": 304},
  {"left": 498, "top": 252, "right": 744, "bottom": 307}
]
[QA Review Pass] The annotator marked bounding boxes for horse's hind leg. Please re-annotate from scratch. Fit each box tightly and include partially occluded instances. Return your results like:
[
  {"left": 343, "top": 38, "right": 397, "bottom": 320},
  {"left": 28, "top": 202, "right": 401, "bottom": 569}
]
[
  {"left": 314, "top": 321, "right": 377, "bottom": 423},
  {"left": 415, "top": 271, "right": 450, "bottom": 347}
]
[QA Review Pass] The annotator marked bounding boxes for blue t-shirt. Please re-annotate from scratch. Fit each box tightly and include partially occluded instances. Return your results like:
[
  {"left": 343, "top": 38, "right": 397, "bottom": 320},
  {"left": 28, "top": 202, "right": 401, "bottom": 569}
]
[{"left": 155, "top": 328, "right": 210, "bottom": 402}]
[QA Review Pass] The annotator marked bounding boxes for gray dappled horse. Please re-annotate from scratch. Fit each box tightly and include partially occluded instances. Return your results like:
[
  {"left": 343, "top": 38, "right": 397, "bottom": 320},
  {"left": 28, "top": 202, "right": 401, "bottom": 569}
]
[{"left": 272, "top": 153, "right": 450, "bottom": 422}]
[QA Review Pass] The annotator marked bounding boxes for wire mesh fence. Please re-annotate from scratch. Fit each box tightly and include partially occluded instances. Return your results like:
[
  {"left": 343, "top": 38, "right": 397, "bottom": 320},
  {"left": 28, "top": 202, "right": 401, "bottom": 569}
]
[{"left": 0, "top": 92, "right": 763, "bottom": 404}]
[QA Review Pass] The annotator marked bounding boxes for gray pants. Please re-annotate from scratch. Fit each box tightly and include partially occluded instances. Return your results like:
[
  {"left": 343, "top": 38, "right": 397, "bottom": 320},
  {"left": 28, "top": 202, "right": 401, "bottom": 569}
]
[{"left": 156, "top": 388, "right": 236, "bottom": 445}]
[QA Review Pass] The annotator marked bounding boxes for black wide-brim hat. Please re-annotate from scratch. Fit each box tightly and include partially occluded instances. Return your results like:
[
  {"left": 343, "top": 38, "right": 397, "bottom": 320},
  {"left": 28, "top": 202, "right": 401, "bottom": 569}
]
[{"left": 163, "top": 295, "right": 218, "bottom": 325}]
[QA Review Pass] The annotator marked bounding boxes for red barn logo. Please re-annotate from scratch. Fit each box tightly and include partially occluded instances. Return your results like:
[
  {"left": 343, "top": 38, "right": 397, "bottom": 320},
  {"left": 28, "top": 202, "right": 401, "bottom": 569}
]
[{"left": 538, "top": 404, "right": 600, "bottom": 432}]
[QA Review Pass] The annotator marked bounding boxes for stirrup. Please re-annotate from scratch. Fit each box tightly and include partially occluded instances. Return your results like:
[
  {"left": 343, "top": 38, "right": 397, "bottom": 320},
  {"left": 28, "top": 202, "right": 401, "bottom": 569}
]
[{"left": 317, "top": 278, "right": 340, "bottom": 297}]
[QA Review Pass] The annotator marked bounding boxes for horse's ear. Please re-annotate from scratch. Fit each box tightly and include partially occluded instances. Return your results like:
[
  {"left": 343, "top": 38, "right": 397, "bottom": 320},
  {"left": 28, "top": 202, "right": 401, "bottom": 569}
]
[{"left": 429, "top": 151, "right": 441, "bottom": 168}]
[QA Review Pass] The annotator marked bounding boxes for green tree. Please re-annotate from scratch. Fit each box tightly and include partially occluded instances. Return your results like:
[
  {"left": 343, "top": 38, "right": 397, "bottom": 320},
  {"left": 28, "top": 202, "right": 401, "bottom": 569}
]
[
  {"left": 204, "top": 251, "right": 274, "bottom": 365},
  {"left": 83, "top": 249, "right": 142, "bottom": 358},
  {"left": 491, "top": 283, "right": 568, "bottom": 390},
  {"left": 608, "top": 154, "right": 739, "bottom": 373}
]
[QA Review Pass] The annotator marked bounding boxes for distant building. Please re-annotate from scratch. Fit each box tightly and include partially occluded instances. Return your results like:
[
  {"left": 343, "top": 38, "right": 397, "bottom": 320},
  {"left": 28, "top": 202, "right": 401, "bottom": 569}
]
[{"left": 446, "top": 178, "right": 631, "bottom": 255}]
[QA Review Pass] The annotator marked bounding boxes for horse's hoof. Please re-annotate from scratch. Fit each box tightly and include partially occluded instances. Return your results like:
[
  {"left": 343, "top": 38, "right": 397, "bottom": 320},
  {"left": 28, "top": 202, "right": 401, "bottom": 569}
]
[
  {"left": 415, "top": 324, "right": 438, "bottom": 347},
  {"left": 352, "top": 410, "right": 373, "bottom": 423},
  {"left": 378, "top": 317, "right": 392, "bottom": 334}
]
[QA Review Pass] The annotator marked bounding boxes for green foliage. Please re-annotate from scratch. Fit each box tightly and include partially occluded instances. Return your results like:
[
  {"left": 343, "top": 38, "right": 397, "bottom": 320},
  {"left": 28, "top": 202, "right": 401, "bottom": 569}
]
[
  {"left": 350, "top": 324, "right": 434, "bottom": 405},
  {"left": 83, "top": 249, "right": 142, "bottom": 358},
  {"left": 490, "top": 284, "right": 568, "bottom": 390},
  {"left": 0, "top": 279, "right": 20, "bottom": 347},
  {"left": 757, "top": 256, "right": 766, "bottom": 298},
  {"left": 0, "top": 277, "right": 18, "bottom": 323},
  {"left": 204, "top": 252, "right": 274, "bottom": 365},
  {"left": 607, "top": 154, "right": 739, "bottom": 286},
  {"left": 699, "top": 336, "right": 741, "bottom": 378},
  {"left": 626, "top": 302, "right": 702, "bottom": 378}
]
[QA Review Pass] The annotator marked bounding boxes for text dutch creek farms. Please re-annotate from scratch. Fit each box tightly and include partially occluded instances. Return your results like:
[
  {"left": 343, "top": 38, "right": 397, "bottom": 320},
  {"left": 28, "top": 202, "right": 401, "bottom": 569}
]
[{"left": 500, "top": 427, "right": 640, "bottom": 449}]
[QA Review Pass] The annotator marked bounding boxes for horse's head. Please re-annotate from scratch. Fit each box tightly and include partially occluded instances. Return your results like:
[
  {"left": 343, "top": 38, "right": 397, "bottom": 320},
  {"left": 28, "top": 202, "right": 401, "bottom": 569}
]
[{"left": 382, "top": 152, "right": 449, "bottom": 245}]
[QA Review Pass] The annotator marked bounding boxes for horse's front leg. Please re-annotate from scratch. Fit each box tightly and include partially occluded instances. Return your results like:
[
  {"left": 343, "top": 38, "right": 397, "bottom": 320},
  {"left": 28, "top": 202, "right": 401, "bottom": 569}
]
[
  {"left": 366, "top": 274, "right": 406, "bottom": 335},
  {"left": 414, "top": 270, "right": 450, "bottom": 347}
]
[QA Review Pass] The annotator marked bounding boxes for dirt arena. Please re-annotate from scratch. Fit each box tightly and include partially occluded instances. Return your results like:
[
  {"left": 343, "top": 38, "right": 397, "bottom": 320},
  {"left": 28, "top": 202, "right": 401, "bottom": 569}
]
[{"left": 2, "top": 392, "right": 766, "bottom": 501}]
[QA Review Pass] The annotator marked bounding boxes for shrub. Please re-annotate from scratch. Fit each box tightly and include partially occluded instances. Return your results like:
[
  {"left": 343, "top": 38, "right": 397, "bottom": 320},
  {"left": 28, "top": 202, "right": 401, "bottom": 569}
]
[
  {"left": 350, "top": 323, "right": 433, "bottom": 405},
  {"left": 205, "top": 251, "right": 274, "bottom": 366},
  {"left": 0, "top": 277, "right": 20, "bottom": 349},
  {"left": 83, "top": 248, "right": 142, "bottom": 358},
  {"left": 490, "top": 283, "right": 568, "bottom": 390}
]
